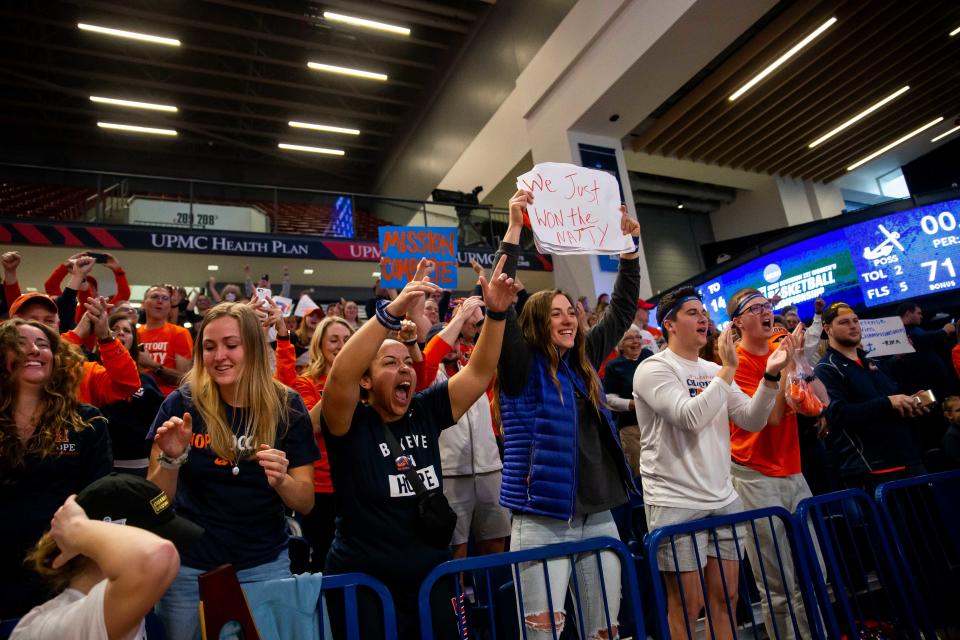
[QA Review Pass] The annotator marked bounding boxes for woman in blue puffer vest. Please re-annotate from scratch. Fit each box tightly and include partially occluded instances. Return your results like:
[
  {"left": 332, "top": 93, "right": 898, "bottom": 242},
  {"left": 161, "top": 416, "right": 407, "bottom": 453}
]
[{"left": 495, "top": 189, "right": 641, "bottom": 639}]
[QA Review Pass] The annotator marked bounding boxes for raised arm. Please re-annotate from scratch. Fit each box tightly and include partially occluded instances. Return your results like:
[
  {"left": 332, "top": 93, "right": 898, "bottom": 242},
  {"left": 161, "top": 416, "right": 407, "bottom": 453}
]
[
  {"left": 47, "top": 496, "right": 179, "bottom": 640},
  {"left": 728, "top": 335, "right": 791, "bottom": 431},
  {"left": 448, "top": 255, "right": 517, "bottom": 421},
  {"left": 585, "top": 207, "right": 641, "bottom": 366},
  {"left": 321, "top": 261, "right": 440, "bottom": 436},
  {"left": 496, "top": 191, "right": 535, "bottom": 396}
]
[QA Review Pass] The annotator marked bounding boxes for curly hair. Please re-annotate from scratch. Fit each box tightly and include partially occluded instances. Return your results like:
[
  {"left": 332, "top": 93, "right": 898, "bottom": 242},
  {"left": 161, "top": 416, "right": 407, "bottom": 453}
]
[{"left": 0, "top": 319, "right": 90, "bottom": 476}]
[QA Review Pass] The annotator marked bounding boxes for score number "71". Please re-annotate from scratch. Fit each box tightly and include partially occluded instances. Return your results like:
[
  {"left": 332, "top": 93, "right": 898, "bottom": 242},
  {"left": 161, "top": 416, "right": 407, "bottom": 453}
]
[{"left": 920, "top": 258, "right": 956, "bottom": 281}]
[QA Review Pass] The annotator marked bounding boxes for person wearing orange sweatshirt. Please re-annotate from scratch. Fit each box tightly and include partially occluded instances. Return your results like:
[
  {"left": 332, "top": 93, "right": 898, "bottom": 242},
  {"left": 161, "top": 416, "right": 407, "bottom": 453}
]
[{"left": 44, "top": 252, "right": 131, "bottom": 325}]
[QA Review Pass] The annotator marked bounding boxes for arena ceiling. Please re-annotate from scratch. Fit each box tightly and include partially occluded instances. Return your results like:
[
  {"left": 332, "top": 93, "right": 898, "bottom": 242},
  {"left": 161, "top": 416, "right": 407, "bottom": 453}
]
[
  {"left": 631, "top": 0, "right": 960, "bottom": 184},
  {"left": 0, "top": 0, "right": 497, "bottom": 192}
]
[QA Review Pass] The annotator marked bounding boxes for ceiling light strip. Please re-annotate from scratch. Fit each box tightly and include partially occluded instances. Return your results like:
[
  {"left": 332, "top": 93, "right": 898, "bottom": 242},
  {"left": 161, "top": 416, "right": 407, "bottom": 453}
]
[
  {"left": 846, "top": 117, "right": 943, "bottom": 171},
  {"left": 950, "top": 25, "right": 960, "bottom": 37},
  {"left": 931, "top": 124, "right": 960, "bottom": 143},
  {"left": 78, "top": 23, "right": 181, "bottom": 46},
  {"left": 729, "top": 17, "right": 837, "bottom": 101},
  {"left": 278, "top": 143, "right": 345, "bottom": 155},
  {"left": 307, "top": 62, "right": 387, "bottom": 81},
  {"left": 90, "top": 96, "right": 178, "bottom": 112},
  {"left": 323, "top": 11, "right": 410, "bottom": 36},
  {"left": 808, "top": 86, "right": 909, "bottom": 148},
  {"left": 288, "top": 121, "right": 360, "bottom": 135},
  {"left": 97, "top": 121, "right": 177, "bottom": 136}
]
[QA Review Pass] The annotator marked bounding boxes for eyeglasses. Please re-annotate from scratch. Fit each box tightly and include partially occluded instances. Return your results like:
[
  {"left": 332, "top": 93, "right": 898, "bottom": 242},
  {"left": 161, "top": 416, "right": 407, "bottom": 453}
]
[
  {"left": 148, "top": 294, "right": 171, "bottom": 302},
  {"left": 742, "top": 302, "right": 774, "bottom": 316}
]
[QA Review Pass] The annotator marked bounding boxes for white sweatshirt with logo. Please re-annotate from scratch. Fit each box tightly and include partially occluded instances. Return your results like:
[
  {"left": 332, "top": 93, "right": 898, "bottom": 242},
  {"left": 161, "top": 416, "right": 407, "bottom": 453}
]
[{"left": 633, "top": 349, "right": 777, "bottom": 509}]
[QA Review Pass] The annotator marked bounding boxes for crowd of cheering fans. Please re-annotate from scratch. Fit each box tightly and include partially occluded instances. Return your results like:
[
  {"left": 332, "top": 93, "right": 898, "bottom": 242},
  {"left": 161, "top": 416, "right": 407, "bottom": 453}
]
[{"left": 1, "top": 190, "right": 959, "bottom": 639}]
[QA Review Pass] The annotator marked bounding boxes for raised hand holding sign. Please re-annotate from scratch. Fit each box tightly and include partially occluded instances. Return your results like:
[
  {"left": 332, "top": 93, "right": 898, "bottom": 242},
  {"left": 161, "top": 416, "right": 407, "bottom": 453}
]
[{"left": 516, "top": 162, "right": 636, "bottom": 255}]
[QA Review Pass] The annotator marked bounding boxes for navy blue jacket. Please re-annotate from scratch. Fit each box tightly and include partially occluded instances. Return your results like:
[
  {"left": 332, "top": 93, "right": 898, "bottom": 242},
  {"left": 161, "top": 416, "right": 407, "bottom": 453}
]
[
  {"left": 814, "top": 347, "right": 922, "bottom": 477},
  {"left": 496, "top": 242, "right": 639, "bottom": 519}
]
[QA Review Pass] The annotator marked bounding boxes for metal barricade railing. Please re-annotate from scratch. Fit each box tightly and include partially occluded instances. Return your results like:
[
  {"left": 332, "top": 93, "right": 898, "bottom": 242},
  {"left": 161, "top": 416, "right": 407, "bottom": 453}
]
[
  {"left": 795, "top": 489, "right": 923, "bottom": 640},
  {"left": 875, "top": 470, "right": 960, "bottom": 639},
  {"left": 319, "top": 572, "right": 398, "bottom": 640},
  {"left": 644, "top": 505, "right": 823, "bottom": 640},
  {"left": 416, "top": 536, "right": 645, "bottom": 640}
]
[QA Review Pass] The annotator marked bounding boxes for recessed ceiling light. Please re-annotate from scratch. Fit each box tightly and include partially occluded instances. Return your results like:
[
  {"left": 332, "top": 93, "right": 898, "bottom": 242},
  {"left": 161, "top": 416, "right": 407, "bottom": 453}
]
[
  {"left": 289, "top": 121, "right": 360, "bottom": 135},
  {"left": 950, "top": 25, "right": 960, "bottom": 37},
  {"left": 307, "top": 62, "right": 387, "bottom": 81},
  {"left": 97, "top": 121, "right": 177, "bottom": 136},
  {"left": 323, "top": 11, "right": 410, "bottom": 36},
  {"left": 78, "top": 22, "right": 181, "bottom": 46},
  {"left": 729, "top": 17, "right": 837, "bottom": 101},
  {"left": 90, "top": 96, "right": 178, "bottom": 112},
  {"left": 208, "top": 265, "right": 219, "bottom": 271},
  {"left": 303, "top": 268, "right": 315, "bottom": 275},
  {"left": 808, "top": 86, "right": 909, "bottom": 148},
  {"left": 846, "top": 117, "right": 943, "bottom": 171},
  {"left": 931, "top": 124, "right": 960, "bottom": 143},
  {"left": 278, "top": 143, "right": 345, "bottom": 155},
  {"left": 676, "top": 202, "right": 684, "bottom": 209}
]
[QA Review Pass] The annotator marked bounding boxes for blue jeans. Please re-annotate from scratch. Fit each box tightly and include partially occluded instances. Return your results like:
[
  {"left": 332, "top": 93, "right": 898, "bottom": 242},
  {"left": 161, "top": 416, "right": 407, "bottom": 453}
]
[
  {"left": 511, "top": 511, "right": 622, "bottom": 640},
  {"left": 156, "top": 550, "right": 291, "bottom": 640}
]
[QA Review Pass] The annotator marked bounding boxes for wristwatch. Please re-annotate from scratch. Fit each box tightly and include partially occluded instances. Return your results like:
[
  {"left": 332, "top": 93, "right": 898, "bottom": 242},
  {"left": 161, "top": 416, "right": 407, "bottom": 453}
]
[
  {"left": 763, "top": 371, "right": 782, "bottom": 382},
  {"left": 97, "top": 330, "right": 118, "bottom": 344},
  {"left": 154, "top": 364, "right": 164, "bottom": 376}
]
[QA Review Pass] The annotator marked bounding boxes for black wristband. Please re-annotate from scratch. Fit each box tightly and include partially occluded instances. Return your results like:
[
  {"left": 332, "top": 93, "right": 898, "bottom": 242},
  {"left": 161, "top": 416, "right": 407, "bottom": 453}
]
[
  {"left": 763, "top": 371, "right": 782, "bottom": 382},
  {"left": 275, "top": 334, "right": 290, "bottom": 342},
  {"left": 401, "top": 338, "right": 418, "bottom": 346},
  {"left": 485, "top": 308, "right": 507, "bottom": 321}
]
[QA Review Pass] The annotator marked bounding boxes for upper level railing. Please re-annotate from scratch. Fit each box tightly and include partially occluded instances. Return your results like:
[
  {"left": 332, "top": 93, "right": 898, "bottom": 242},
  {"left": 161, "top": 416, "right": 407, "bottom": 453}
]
[{"left": 0, "top": 163, "right": 533, "bottom": 250}]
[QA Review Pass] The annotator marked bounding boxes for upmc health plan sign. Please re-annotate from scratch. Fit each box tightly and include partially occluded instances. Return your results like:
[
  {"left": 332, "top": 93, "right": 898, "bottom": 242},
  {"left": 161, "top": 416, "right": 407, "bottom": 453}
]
[
  {"left": 516, "top": 162, "right": 634, "bottom": 255},
  {"left": 379, "top": 226, "right": 458, "bottom": 288}
]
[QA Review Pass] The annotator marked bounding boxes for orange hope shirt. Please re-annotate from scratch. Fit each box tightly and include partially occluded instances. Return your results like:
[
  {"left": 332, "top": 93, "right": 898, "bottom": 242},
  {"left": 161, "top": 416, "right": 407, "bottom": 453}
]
[{"left": 729, "top": 344, "right": 801, "bottom": 477}]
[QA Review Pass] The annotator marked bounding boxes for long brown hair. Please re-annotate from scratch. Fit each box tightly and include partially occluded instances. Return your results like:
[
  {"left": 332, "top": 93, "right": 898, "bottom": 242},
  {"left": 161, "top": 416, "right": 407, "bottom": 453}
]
[
  {"left": 509, "top": 289, "right": 603, "bottom": 408},
  {"left": 0, "top": 319, "right": 90, "bottom": 475},
  {"left": 187, "top": 303, "right": 290, "bottom": 460},
  {"left": 26, "top": 532, "right": 92, "bottom": 593},
  {"left": 303, "top": 316, "right": 354, "bottom": 382}
]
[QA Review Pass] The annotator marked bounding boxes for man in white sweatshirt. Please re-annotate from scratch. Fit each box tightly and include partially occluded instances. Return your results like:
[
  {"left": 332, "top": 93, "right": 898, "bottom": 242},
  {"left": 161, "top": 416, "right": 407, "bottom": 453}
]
[{"left": 633, "top": 286, "right": 791, "bottom": 640}]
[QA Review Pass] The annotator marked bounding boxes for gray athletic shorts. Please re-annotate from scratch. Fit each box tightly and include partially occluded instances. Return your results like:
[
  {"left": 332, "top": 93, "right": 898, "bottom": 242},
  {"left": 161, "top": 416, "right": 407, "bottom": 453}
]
[
  {"left": 645, "top": 498, "right": 747, "bottom": 572},
  {"left": 443, "top": 471, "right": 512, "bottom": 546}
]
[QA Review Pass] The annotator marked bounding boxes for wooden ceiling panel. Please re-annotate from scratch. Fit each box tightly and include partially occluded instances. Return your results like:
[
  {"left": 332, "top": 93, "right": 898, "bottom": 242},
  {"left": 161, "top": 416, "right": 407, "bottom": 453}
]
[{"left": 631, "top": 0, "right": 960, "bottom": 183}]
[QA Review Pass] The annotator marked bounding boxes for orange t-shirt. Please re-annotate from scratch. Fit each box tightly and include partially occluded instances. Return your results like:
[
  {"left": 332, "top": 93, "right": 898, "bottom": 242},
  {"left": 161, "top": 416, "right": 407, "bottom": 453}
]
[
  {"left": 729, "top": 343, "right": 801, "bottom": 476},
  {"left": 138, "top": 323, "right": 194, "bottom": 396}
]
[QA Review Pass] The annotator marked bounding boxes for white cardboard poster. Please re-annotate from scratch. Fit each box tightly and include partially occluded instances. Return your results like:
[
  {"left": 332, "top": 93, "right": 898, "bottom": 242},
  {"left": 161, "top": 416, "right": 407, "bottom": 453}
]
[
  {"left": 516, "top": 163, "right": 634, "bottom": 255},
  {"left": 859, "top": 316, "right": 915, "bottom": 357}
]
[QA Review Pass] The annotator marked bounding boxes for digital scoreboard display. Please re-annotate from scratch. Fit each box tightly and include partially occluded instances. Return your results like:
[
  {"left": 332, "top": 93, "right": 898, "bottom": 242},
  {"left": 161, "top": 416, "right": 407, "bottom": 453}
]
[{"left": 695, "top": 199, "right": 960, "bottom": 328}]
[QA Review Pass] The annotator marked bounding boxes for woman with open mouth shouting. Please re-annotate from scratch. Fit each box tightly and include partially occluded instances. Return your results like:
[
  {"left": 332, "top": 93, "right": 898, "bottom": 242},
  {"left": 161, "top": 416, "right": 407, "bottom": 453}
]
[{"left": 318, "top": 256, "right": 518, "bottom": 640}]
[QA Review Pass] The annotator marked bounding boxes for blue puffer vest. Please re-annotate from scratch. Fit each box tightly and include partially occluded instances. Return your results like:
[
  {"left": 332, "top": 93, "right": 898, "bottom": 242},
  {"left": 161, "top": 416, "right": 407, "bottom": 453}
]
[{"left": 499, "top": 349, "right": 635, "bottom": 520}]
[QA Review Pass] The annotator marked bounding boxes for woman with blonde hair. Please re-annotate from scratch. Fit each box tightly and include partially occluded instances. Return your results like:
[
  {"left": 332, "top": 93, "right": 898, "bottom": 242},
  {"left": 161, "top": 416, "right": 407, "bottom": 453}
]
[
  {"left": 0, "top": 318, "right": 112, "bottom": 620},
  {"left": 147, "top": 302, "right": 319, "bottom": 640},
  {"left": 274, "top": 314, "right": 354, "bottom": 570}
]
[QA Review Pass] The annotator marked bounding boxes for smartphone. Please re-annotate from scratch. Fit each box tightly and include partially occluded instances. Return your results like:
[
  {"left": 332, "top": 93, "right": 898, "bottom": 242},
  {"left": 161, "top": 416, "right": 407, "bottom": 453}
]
[
  {"left": 87, "top": 252, "right": 109, "bottom": 264},
  {"left": 914, "top": 389, "right": 936, "bottom": 407},
  {"left": 255, "top": 287, "right": 272, "bottom": 309},
  {"left": 371, "top": 271, "right": 381, "bottom": 279}
]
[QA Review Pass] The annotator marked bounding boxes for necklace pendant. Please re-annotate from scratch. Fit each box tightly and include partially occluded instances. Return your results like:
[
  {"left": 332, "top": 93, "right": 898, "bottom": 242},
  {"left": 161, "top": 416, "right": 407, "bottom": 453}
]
[{"left": 232, "top": 465, "right": 239, "bottom": 476}]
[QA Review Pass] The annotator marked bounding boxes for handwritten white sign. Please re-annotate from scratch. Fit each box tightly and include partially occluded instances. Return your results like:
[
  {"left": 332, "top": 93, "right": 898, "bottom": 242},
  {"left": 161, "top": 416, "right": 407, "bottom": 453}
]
[
  {"left": 516, "top": 163, "right": 634, "bottom": 255},
  {"left": 859, "top": 316, "right": 915, "bottom": 358}
]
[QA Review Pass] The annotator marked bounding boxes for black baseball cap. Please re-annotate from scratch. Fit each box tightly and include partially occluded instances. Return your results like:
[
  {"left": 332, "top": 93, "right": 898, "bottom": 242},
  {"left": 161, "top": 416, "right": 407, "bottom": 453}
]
[
  {"left": 425, "top": 322, "right": 446, "bottom": 344},
  {"left": 76, "top": 473, "right": 203, "bottom": 553}
]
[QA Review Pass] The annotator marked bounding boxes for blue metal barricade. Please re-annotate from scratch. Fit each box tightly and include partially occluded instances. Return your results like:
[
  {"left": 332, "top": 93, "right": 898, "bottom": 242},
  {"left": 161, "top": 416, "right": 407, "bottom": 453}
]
[
  {"left": 875, "top": 470, "right": 960, "bottom": 639},
  {"left": 644, "top": 505, "right": 822, "bottom": 640},
  {"left": 319, "top": 572, "right": 398, "bottom": 640},
  {"left": 795, "top": 489, "right": 923, "bottom": 640},
  {"left": 416, "top": 536, "right": 645, "bottom": 640}
]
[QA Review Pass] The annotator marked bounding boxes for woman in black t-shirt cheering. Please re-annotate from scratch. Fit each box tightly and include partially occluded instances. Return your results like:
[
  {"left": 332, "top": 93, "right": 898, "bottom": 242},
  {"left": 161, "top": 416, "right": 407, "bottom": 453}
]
[
  {"left": 319, "top": 257, "right": 517, "bottom": 639},
  {"left": 0, "top": 319, "right": 111, "bottom": 620},
  {"left": 147, "top": 302, "right": 319, "bottom": 640}
]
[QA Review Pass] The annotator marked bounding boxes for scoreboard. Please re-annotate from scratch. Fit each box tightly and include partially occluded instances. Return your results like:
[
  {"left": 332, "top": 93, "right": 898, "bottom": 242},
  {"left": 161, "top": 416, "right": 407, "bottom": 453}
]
[{"left": 694, "top": 198, "right": 960, "bottom": 329}]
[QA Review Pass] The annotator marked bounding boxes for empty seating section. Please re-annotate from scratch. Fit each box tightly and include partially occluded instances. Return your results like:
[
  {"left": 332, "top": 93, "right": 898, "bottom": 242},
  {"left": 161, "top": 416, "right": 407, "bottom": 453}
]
[
  {"left": 0, "top": 181, "right": 391, "bottom": 238},
  {"left": 0, "top": 182, "right": 95, "bottom": 221}
]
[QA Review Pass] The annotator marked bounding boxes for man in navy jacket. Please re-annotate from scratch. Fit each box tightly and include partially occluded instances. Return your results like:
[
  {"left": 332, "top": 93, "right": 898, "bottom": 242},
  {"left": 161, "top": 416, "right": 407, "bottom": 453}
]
[{"left": 814, "top": 302, "right": 928, "bottom": 492}]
